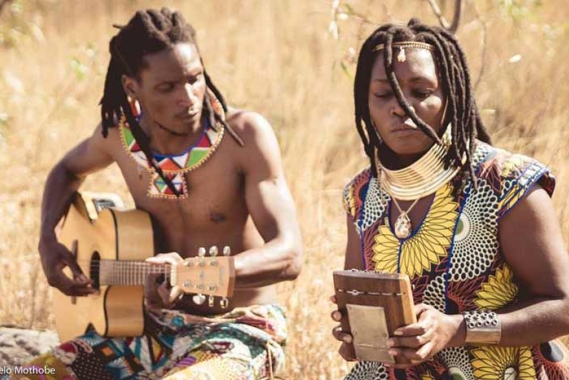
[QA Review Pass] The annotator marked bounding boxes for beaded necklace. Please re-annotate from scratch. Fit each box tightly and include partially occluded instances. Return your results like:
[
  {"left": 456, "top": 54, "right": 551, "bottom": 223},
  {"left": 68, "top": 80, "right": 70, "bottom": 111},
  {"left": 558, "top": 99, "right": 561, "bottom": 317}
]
[{"left": 119, "top": 93, "right": 225, "bottom": 199}]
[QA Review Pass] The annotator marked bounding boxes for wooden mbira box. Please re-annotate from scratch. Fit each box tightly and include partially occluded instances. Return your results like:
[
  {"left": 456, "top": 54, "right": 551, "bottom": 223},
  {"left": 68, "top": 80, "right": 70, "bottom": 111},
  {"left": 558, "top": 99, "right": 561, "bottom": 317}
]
[{"left": 333, "top": 270, "right": 416, "bottom": 364}]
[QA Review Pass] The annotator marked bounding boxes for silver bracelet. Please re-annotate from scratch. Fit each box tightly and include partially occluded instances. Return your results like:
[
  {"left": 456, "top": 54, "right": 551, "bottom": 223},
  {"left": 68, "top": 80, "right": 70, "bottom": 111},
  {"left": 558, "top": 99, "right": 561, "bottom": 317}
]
[{"left": 462, "top": 310, "right": 501, "bottom": 345}]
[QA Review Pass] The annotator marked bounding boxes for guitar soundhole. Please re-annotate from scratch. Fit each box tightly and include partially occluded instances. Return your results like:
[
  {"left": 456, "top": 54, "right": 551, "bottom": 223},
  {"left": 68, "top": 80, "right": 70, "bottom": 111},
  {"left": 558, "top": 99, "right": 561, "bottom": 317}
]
[{"left": 90, "top": 252, "right": 101, "bottom": 289}]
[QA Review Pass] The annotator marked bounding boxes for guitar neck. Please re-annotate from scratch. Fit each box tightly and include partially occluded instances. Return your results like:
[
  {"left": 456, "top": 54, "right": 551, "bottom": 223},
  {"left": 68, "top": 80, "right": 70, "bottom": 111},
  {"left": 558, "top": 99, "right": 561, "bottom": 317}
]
[
  {"left": 92, "top": 254, "right": 235, "bottom": 298},
  {"left": 98, "top": 260, "right": 170, "bottom": 286}
]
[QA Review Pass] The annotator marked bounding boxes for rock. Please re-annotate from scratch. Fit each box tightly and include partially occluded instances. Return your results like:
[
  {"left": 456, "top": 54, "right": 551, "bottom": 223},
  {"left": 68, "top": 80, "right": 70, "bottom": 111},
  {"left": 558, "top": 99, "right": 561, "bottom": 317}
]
[{"left": 0, "top": 327, "right": 60, "bottom": 368}]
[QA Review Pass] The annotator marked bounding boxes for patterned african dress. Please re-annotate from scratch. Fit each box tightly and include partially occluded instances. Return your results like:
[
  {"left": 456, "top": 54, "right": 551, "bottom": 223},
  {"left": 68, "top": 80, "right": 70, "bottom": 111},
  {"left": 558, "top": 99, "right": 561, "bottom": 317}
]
[
  {"left": 5, "top": 305, "right": 286, "bottom": 380},
  {"left": 342, "top": 141, "right": 569, "bottom": 380}
]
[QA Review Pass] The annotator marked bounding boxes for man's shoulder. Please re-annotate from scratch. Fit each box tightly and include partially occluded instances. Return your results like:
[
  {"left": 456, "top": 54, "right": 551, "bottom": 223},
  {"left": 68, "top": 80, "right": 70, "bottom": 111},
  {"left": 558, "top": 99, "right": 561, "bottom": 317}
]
[
  {"left": 226, "top": 109, "right": 274, "bottom": 142},
  {"left": 68, "top": 121, "right": 122, "bottom": 166},
  {"left": 91, "top": 122, "right": 121, "bottom": 151},
  {"left": 91, "top": 121, "right": 121, "bottom": 140},
  {"left": 224, "top": 109, "right": 282, "bottom": 173}
]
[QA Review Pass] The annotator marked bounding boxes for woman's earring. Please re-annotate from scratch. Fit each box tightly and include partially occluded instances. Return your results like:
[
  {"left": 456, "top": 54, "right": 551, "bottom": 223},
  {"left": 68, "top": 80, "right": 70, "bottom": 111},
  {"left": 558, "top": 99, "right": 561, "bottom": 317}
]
[
  {"left": 371, "top": 121, "right": 383, "bottom": 144},
  {"left": 374, "top": 146, "right": 383, "bottom": 182}
]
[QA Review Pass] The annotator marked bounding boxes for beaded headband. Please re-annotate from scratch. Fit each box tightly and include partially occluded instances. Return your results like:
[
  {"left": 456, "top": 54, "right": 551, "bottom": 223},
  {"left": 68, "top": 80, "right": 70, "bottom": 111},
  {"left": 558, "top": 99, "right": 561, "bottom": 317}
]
[
  {"left": 373, "top": 41, "right": 435, "bottom": 52},
  {"left": 373, "top": 41, "right": 435, "bottom": 62}
]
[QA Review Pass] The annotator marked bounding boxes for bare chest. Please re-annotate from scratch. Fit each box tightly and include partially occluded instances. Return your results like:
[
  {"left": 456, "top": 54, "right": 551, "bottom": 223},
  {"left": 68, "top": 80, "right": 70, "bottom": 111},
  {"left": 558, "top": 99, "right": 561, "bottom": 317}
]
[{"left": 114, "top": 144, "right": 247, "bottom": 253}]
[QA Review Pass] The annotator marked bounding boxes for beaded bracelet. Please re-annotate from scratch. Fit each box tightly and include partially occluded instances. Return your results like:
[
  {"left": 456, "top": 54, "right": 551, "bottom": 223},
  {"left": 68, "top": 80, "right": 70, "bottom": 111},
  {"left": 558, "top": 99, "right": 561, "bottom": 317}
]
[{"left": 462, "top": 310, "right": 501, "bottom": 345}]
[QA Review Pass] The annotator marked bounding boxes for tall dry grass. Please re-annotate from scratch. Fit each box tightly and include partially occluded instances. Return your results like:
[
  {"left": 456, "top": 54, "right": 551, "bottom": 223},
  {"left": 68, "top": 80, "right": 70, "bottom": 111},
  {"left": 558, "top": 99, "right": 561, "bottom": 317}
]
[{"left": 0, "top": 0, "right": 568, "bottom": 378}]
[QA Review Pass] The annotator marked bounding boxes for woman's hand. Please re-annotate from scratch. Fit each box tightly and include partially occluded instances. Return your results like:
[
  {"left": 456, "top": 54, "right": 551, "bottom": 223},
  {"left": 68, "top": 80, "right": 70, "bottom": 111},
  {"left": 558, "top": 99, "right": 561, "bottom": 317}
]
[
  {"left": 386, "top": 303, "right": 465, "bottom": 368},
  {"left": 331, "top": 299, "right": 465, "bottom": 367},
  {"left": 330, "top": 295, "right": 357, "bottom": 361},
  {"left": 144, "top": 252, "right": 185, "bottom": 311}
]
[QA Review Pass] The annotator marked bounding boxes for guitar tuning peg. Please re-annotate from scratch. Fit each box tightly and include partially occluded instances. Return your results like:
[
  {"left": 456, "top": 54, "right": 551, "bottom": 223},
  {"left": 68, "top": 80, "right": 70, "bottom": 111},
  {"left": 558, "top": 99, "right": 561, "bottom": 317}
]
[
  {"left": 209, "top": 246, "right": 218, "bottom": 256},
  {"left": 223, "top": 246, "right": 231, "bottom": 256},
  {"left": 220, "top": 297, "right": 229, "bottom": 309},
  {"left": 198, "top": 247, "right": 206, "bottom": 257},
  {"left": 192, "top": 294, "right": 206, "bottom": 305},
  {"left": 208, "top": 295, "right": 215, "bottom": 307}
]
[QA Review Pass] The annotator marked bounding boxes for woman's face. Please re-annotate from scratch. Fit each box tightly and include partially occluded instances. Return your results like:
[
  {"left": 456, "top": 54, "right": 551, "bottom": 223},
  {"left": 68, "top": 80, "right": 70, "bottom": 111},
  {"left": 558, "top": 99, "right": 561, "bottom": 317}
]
[{"left": 368, "top": 48, "right": 446, "bottom": 162}]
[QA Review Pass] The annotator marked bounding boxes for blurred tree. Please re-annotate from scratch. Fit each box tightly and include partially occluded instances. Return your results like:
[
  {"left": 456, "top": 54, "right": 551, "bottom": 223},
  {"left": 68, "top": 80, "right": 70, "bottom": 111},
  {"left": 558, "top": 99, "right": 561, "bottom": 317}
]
[
  {"left": 0, "top": 0, "right": 14, "bottom": 16},
  {"left": 427, "top": 0, "right": 462, "bottom": 33}
]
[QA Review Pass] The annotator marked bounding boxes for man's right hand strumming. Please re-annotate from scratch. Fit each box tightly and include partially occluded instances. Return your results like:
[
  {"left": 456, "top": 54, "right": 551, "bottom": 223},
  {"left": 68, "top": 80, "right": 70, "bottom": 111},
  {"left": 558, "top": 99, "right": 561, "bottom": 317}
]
[{"left": 39, "top": 236, "right": 97, "bottom": 297}]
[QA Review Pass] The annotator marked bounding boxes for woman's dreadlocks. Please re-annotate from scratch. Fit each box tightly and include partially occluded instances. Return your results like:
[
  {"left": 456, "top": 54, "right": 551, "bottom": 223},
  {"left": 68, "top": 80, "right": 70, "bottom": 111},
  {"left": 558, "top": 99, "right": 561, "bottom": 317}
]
[{"left": 354, "top": 18, "right": 491, "bottom": 189}]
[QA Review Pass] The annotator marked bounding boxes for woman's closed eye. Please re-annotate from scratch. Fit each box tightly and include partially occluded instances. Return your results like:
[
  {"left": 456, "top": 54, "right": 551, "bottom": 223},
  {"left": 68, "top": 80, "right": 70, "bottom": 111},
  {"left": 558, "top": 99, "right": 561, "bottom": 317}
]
[
  {"left": 412, "top": 88, "right": 434, "bottom": 99},
  {"left": 374, "top": 91, "right": 393, "bottom": 99}
]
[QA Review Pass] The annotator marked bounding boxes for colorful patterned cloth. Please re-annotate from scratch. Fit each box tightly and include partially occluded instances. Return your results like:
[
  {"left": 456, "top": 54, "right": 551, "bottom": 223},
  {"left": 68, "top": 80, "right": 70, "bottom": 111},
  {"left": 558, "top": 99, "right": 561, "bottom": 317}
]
[
  {"left": 5, "top": 305, "right": 286, "bottom": 380},
  {"left": 342, "top": 142, "right": 569, "bottom": 379}
]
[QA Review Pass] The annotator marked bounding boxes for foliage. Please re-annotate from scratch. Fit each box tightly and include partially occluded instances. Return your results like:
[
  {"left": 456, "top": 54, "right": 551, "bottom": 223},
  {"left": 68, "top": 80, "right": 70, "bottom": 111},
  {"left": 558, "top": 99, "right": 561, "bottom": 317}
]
[{"left": 0, "top": 0, "right": 47, "bottom": 49}]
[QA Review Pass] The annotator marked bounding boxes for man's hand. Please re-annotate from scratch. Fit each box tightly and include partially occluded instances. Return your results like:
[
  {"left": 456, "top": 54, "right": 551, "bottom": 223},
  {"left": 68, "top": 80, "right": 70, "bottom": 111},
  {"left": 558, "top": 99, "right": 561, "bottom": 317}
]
[
  {"left": 144, "top": 252, "right": 185, "bottom": 311},
  {"left": 39, "top": 237, "right": 97, "bottom": 296}
]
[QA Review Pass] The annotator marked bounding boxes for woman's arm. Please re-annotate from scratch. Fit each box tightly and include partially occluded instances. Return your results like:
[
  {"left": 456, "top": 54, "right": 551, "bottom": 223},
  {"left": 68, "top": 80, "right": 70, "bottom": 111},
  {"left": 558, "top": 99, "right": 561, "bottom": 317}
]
[
  {"left": 495, "top": 185, "right": 569, "bottom": 345},
  {"left": 389, "top": 184, "right": 569, "bottom": 365}
]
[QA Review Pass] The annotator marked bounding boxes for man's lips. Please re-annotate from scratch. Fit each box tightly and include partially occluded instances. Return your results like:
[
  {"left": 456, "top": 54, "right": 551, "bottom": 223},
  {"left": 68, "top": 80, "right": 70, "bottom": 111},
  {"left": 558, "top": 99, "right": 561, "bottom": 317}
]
[{"left": 176, "top": 108, "right": 200, "bottom": 119}]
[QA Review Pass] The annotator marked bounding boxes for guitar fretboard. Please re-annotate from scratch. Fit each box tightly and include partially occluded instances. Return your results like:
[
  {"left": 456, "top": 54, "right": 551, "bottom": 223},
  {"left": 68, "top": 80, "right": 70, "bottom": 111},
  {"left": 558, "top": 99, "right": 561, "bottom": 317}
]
[{"left": 97, "top": 260, "right": 170, "bottom": 286}]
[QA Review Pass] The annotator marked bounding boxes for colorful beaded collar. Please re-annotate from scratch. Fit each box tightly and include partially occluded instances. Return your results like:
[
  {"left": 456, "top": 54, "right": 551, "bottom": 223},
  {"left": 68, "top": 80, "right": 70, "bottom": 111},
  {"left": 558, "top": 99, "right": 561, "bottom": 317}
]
[{"left": 119, "top": 94, "right": 225, "bottom": 199}]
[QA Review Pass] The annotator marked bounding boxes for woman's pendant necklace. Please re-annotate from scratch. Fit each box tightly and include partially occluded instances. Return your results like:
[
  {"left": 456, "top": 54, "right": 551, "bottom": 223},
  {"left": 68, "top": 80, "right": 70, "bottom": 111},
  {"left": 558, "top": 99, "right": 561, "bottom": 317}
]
[{"left": 391, "top": 197, "right": 420, "bottom": 239}]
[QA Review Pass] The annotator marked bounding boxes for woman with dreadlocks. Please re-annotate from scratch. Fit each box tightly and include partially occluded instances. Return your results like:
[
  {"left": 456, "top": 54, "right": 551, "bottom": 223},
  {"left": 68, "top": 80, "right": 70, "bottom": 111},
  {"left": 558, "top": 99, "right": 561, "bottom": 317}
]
[
  {"left": 331, "top": 18, "right": 569, "bottom": 379},
  {"left": 29, "top": 7, "right": 302, "bottom": 380}
]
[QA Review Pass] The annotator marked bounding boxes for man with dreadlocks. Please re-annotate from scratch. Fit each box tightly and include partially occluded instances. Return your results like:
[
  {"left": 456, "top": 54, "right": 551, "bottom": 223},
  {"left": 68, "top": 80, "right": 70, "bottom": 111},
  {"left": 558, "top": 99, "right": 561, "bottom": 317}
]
[
  {"left": 331, "top": 18, "right": 569, "bottom": 379},
  {"left": 29, "top": 7, "right": 302, "bottom": 380}
]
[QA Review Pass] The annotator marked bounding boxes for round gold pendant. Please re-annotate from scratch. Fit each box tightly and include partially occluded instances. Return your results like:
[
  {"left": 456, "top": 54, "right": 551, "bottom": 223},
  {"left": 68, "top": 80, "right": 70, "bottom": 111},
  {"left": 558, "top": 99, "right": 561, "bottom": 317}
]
[{"left": 394, "top": 212, "right": 412, "bottom": 239}]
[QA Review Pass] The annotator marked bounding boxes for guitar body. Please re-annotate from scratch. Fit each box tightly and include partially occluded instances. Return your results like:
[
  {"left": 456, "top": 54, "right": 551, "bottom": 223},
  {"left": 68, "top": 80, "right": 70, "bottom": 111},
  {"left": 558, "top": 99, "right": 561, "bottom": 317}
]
[{"left": 54, "top": 193, "right": 154, "bottom": 342}]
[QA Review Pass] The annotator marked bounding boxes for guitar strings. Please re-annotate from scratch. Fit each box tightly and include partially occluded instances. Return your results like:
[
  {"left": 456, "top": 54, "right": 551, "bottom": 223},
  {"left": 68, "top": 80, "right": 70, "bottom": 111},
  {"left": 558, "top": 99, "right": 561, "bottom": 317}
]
[
  {"left": 68, "top": 260, "right": 229, "bottom": 295},
  {"left": 70, "top": 260, "right": 226, "bottom": 274}
]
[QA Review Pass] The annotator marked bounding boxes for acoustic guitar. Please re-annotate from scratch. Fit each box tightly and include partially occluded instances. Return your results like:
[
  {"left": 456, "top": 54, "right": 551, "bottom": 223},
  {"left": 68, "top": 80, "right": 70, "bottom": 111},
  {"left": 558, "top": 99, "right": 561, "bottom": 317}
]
[{"left": 54, "top": 192, "right": 235, "bottom": 342}]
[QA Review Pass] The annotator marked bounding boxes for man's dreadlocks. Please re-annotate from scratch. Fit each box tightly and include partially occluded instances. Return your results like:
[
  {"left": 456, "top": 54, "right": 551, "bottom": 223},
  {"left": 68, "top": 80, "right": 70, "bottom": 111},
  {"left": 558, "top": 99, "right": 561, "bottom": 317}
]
[
  {"left": 354, "top": 18, "right": 491, "bottom": 188},
  {"left": 99, "top": 8, "right": 243, "bottom": 196}
]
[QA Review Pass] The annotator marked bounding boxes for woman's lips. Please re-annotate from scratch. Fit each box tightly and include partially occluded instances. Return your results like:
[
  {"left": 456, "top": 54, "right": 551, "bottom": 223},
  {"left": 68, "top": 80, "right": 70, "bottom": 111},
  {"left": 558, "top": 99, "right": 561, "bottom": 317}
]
[{"left": 392, "top": 118, "right": 419, "bottom": 133}]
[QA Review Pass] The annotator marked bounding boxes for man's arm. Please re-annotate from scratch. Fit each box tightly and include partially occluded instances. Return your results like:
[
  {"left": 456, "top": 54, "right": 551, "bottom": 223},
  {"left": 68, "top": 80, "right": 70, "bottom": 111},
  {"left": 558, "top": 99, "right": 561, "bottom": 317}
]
[
  {"left": 39, "top": 124, "right": 114, "bottom": 295},
  {"left": 230, "top": 112, "right": 303, "bottom": 288}
]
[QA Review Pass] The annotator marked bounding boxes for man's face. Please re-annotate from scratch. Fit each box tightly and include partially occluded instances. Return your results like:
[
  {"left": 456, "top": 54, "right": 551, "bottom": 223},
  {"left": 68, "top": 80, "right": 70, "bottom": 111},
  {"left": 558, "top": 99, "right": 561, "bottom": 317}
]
[
  {"left": 125, "top": 42, "right": 206, "bottom": 135},
  {"left": 368, "top": 48, "right": 446, "bottom": 159}
]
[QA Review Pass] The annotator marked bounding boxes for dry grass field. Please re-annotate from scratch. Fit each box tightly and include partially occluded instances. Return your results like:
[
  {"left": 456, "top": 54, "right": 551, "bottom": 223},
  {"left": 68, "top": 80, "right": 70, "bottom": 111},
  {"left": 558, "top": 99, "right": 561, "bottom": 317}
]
[{"left": 1, "top": 0, "right": 568, "bottom": 378}]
